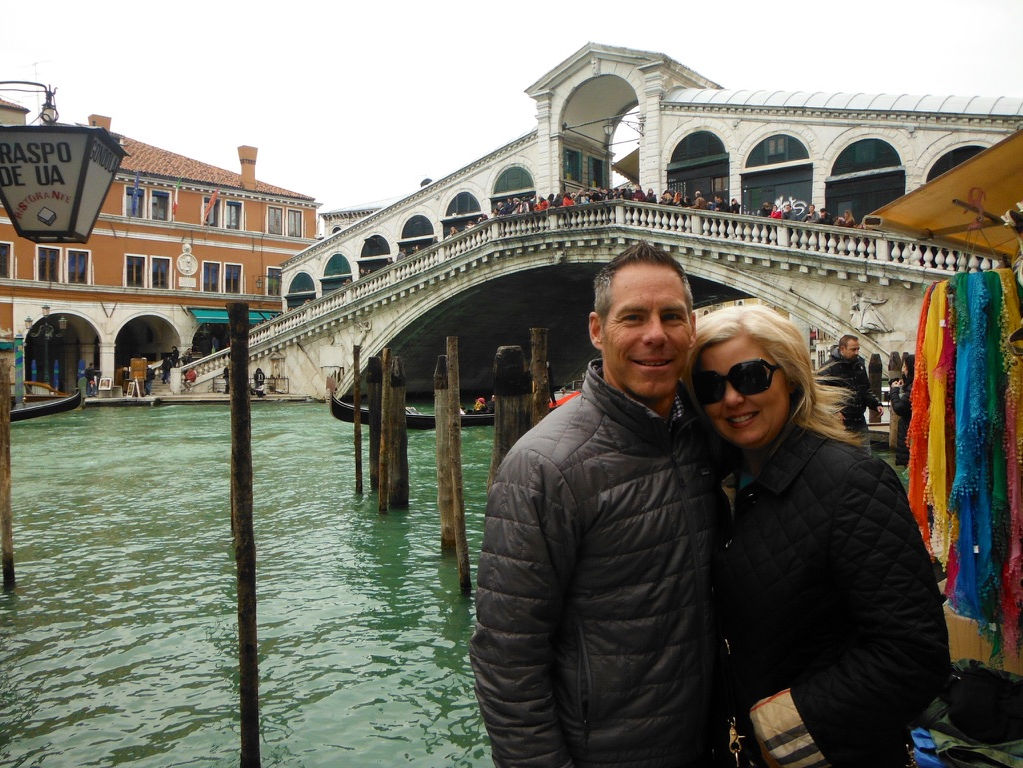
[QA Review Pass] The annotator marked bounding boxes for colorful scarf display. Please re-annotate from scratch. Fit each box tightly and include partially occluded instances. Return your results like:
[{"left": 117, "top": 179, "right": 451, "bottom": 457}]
[{"left": 910, "top": 268, "right": 1023, "bottom": 656}]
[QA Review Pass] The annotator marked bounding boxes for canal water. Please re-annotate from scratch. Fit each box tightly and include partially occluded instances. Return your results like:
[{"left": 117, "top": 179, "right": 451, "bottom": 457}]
[{"left": 0, "top": 403, "right": 495, "bottom": 767}]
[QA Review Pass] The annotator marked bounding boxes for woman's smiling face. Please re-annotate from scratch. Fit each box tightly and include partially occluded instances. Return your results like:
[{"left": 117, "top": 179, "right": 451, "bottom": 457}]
[{"left": 698, "top": 333, "right": 792, "bottom": 467}]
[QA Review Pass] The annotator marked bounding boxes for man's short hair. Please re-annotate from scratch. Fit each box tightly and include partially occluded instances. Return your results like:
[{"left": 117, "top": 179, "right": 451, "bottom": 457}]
[
  {"left": 838, "top": 334, "right": 859, "bottom": 349},
  {"left": 593, "top": 241, "right": 693, "bottom": 318}
]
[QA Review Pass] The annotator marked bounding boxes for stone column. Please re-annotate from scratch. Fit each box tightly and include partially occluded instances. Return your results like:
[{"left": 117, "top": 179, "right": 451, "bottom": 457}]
[{"left": 99, "top": 342, "right": 116, "bottom": 380}]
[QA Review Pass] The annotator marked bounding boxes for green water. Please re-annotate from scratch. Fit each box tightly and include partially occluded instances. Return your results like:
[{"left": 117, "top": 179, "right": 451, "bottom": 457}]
[{"left": 0, "top": 403, "right": 494, "bottom": 767}]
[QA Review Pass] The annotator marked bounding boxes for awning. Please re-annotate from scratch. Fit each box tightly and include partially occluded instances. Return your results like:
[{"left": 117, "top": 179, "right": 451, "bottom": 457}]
[
  {"left": 613, "top": 148, "right": 640, "bottom": 185},
  {"left": 863, "top": 130, "right": 1023, "bottom": 260},
  {"left": 188, "top": 307, "right": 280, "bottom": 324}
]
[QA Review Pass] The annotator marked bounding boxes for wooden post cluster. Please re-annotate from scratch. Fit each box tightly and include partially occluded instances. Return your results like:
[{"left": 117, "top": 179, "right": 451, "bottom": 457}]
[
  {"left": 446, "top": 337, "right": 471, "bottom": 595},
  {"left": 226, "top": 302, "right": 261, "bottom": 768},
  {"left": 1, "top": 351, "right": 14, "bottom": 590},
  {"left": 434, "top": 355, "right": 455, "bottom": 551},
  {"left": 488, "top": 345, "right": 533, "bottom": 490},
  {"left": 352, "top": 345, "right": 363, "bottom": 495}
]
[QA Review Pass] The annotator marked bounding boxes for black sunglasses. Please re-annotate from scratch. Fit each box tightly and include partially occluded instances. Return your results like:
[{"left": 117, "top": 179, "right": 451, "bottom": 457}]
[{"left": 692, "top": 359, "right": 782, "bottom": 405}]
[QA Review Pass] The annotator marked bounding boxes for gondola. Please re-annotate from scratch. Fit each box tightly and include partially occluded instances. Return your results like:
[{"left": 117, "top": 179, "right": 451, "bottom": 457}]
[
  {"left": 11, "top": 390, "right": 83, "bottom": 422},
  {"left": 330, "top": 395, "right": 494, "bottom": 430}
]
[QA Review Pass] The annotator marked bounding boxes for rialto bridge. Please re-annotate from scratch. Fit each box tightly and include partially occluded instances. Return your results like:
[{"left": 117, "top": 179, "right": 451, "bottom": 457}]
[{"left": 180, "top": 200, "right": 999, "bottom": 397}]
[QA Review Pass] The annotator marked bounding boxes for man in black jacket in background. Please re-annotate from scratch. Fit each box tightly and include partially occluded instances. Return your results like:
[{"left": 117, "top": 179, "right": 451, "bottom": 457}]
[{"left": 818, "top": 334, "right": 883, "bottom": 445}]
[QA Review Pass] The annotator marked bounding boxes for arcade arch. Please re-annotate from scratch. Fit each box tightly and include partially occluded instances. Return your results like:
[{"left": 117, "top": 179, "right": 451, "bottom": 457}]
[
  {"left": 558, "top": 74, "right": 636, "bottom": 192},
  {"left": 667, "top": 131, "right": 729, "bottom": 202},
  {"left": 926, "top": 145, "right": 985, "bottom": 181},
  {"left": 741, "top": 134, "right": 812, "bottom": 215},
  {"left": 285, "top": 271, "right": 316, "bottom": 309},
  {"left": 321, "top": 253, "right": 353, "bottom": 294},
  {"left": 442, "top": 192, "right": 483, "bottom": 234},
  {"left": 398, "top": 215, "right": 436, "bottom": 254},
  {"left": 491, "top": 166, "right": 535, "bottom": 209},
  {"left": 360, "top": 235, "right": 391, "bottom": 273},
  {"left": 24, "top": 311, "right": 101, "bottom": 392},
  {"left": 114, "top": 314, "right": 181, "bottom": 376},
  {"left": 825, "top": 138, "right": 904, "bottom": 222}
]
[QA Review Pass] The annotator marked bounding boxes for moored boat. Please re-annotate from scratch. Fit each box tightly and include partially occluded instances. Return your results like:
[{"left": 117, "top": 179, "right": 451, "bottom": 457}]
[
  {"left": 330, "top": 395, "right": 494, "bottom": 430},
  {"left": 11, "top": 390, "right": 83, "bottom": 422}
]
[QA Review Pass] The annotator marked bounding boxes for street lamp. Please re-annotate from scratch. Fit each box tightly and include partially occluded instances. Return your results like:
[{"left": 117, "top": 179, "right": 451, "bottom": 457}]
[{"left": 24, "top": 307, "right": 65, "bottom": 390}]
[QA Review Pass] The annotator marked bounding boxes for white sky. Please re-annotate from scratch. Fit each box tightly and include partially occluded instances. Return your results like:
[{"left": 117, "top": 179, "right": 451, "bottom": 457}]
[{"left": 6, "top": 0, "right": 1021, "bottom": 217}]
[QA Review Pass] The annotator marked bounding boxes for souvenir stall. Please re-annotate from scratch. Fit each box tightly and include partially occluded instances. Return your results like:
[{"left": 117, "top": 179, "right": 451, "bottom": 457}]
[{"left": 869, "top": 130, "right": 1023, "bottom": 672}]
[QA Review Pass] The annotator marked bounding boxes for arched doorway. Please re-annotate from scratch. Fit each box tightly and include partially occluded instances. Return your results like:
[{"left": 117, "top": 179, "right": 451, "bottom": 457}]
[
  {"left": 927, "top": 145, "right": 985, "bottom": 181},
  {"left": 321, "top": 253, "right": 353, "bottom": 294},
  {"left": 825, "top": 138, "right": 904, "bottom": 222},
  {"left": 559, "top": 74, "right": 638, "bottom": 192},
  {"left": 397, "top": 216, "right": 436, "bottom": 255},
  {"left": 741, "top": 134, "right": 811, "bottom": 215},
  {"left": 667, "top": 131, "right": 729, "bottom": 202},
  {"left": 285, "top": 272, "right": 316, "bottom": 309},
  {"left": 23, "top": 310, "right": 100, "bottom": 392}
]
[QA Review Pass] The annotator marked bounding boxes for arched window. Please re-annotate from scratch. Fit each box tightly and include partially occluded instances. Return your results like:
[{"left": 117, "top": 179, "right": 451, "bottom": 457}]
[
  {"left": 666, "top": 131, "right": 729, "bottom": 201},
  {"left": 927, "top": 145, "right": 985, "bottom": 181},
  {"left": 361, "top": 235, "right": 390, "bottom": 258},
  {"left": 826, "top": 139, "right": 904, "bottom": 222},
  {"left": 746, "top": 135, "right": 809, "bottom": 167},
  {"left": 321, "top": 254, "right": 353, "bottom": 295},
  {"left": 494, "top": 167, "right": 534, "bottom": 195},
  {"left": 285, "top": 272, "right": 316, "bottom": 309},
  {"left": 831, "top": 139, "right": 901, "bottom": 176},
  {"left": 445, "top": 192, "right": 481, "bottom": 217},
  {"left": 401, "top": 215, "right": 434, "bottom": 240}
]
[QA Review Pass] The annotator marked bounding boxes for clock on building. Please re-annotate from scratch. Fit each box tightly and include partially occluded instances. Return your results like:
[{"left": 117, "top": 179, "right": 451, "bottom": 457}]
[{"left": 177, "top": 246, "right": 198, "bottom": 276}]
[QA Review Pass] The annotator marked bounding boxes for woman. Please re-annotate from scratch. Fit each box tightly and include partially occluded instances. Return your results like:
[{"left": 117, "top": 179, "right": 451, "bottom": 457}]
[
  {"left": 684, "top": 305, "right": 948, "bottom": 768},
  {"left": 889, "top": 353, "right": 914, "bottom": 466}
]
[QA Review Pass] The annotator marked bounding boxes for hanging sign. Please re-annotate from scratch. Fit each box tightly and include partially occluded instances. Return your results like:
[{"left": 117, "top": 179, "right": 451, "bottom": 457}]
[{"left": 0, "top": 125, "right": 125, "bottom": 243}]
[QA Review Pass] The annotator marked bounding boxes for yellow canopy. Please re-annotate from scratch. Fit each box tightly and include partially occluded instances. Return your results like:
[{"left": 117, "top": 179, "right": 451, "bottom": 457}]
[
  {"left": 864, "top": 130, "right": 1023, "bottom": 261},
  {"left": 612, "top": 148, "right": 640, "bottom": 185}
]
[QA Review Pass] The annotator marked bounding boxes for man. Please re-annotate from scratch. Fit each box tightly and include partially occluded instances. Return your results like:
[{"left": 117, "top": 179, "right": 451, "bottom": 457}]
[
  {"left": 802, "top": 203, "right": 820, "bottom": 223},
  {"left": 818, "top": 334, "right": 883, "bottom": 442},
  {"left": 729, "top": 198, "right": 741, "bottom": 214},
  {"left": 470, "top": 242, "right": 721, "bottom": 767},
  {"left": 781, "top": 202, "right": 797, "bottom": 220}
]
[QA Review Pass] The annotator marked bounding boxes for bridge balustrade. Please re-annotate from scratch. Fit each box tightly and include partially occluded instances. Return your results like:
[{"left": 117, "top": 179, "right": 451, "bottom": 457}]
[{"left": 178, "top": 199, "right": 1002, "bottom": 386}]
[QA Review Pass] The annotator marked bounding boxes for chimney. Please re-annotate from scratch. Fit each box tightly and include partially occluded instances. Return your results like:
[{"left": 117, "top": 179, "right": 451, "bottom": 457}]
[
  {"left": 89, "top": 114, "right": 112, "bottom": 132},
  {"left": 238, "top": 145, "right": 257, "bottom": 190}
]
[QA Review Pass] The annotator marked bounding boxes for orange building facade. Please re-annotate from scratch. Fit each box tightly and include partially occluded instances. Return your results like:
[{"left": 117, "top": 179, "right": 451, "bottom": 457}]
[{"left": 0, "top": 102, "right": 319, "bottom": 391}]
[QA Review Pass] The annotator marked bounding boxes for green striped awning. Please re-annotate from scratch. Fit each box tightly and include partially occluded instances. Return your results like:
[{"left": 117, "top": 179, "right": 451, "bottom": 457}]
[{"left": 188, "top": 308, "right": 280, "bottom": 324}]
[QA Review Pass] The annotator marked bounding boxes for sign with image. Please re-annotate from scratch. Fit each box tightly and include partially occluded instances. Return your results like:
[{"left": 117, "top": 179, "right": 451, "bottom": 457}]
[{"left": 0, "top": 125, "right": 125, "bottom": 243}]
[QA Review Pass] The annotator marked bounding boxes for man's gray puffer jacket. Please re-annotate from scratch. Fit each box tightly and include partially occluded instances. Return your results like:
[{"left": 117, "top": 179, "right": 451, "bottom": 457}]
[{"left": 470, "top": 361, "right": 722, "bottom": 767}]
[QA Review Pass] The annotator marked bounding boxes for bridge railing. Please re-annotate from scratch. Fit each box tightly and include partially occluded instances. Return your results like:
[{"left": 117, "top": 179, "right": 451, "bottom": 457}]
[{"left": 182, "top": 199, "right": 1001, "bottom": 377}]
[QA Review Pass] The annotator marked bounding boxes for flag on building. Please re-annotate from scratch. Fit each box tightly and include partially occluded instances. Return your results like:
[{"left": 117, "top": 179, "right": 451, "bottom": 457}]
[
  {"left": 172, "top": 178, "right": 182, "bottom": 216},
  {"left": 202, "top": 189, "right": 220, "bottom": 225},
  {"left": 130, "top": 171, "right": 141, "bottom": 217}
]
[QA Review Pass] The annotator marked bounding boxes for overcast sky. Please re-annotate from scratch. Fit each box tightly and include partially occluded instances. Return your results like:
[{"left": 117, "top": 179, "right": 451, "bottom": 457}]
[{"left": 6, "top": 0, "right": 1021, "bottom": 217}]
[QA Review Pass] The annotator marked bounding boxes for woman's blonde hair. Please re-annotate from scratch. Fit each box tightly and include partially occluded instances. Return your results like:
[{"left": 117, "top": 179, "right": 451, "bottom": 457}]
[{"left": 684, "top": 304, "right": 860, "bottom": 446}]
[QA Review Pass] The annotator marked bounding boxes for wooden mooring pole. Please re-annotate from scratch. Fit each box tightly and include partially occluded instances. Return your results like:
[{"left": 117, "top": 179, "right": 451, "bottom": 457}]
[
  {"left": 378, "top": 348, "right": 392, "bottom": 514},
  {"left": 1, "top": 351, "right": 14, "bottom": 590},
  {"left": 434, "top": 355, "right": 455, "bottom": 551},
  {"left": 529, "top": 327, "right": 550, "bottom": 427},
  {"left": 227, "top": 302, "right": 261, "bottom": 768},
  {"left": 352, "top": 345, "right": 363, "bottom": 495},
  {"left": 446, "top": 337, "right": 471, "bottom": 594},
  {"left": 488, "top": 345, "right": 533, "bottom": 490},
  {"left": 387, "top": 355, "right": 409, "bottom": 508},
  {"left": 367, "top": 356, "right": 382, "bottom": 491}
]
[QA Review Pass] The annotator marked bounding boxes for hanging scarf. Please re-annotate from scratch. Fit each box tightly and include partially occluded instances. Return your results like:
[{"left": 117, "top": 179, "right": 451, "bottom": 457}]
[
  {"left": 908, "top": 283, "right": 935, "bottom": 551},
  {"left": 921, "top": 282, "right": 952, "bottom": 562},
  {"left": 998, "top": 268, "right": 1023, "bottom": 651},
  {"left": 949, "top": 272, "right": 993, "bottom": 623}
]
